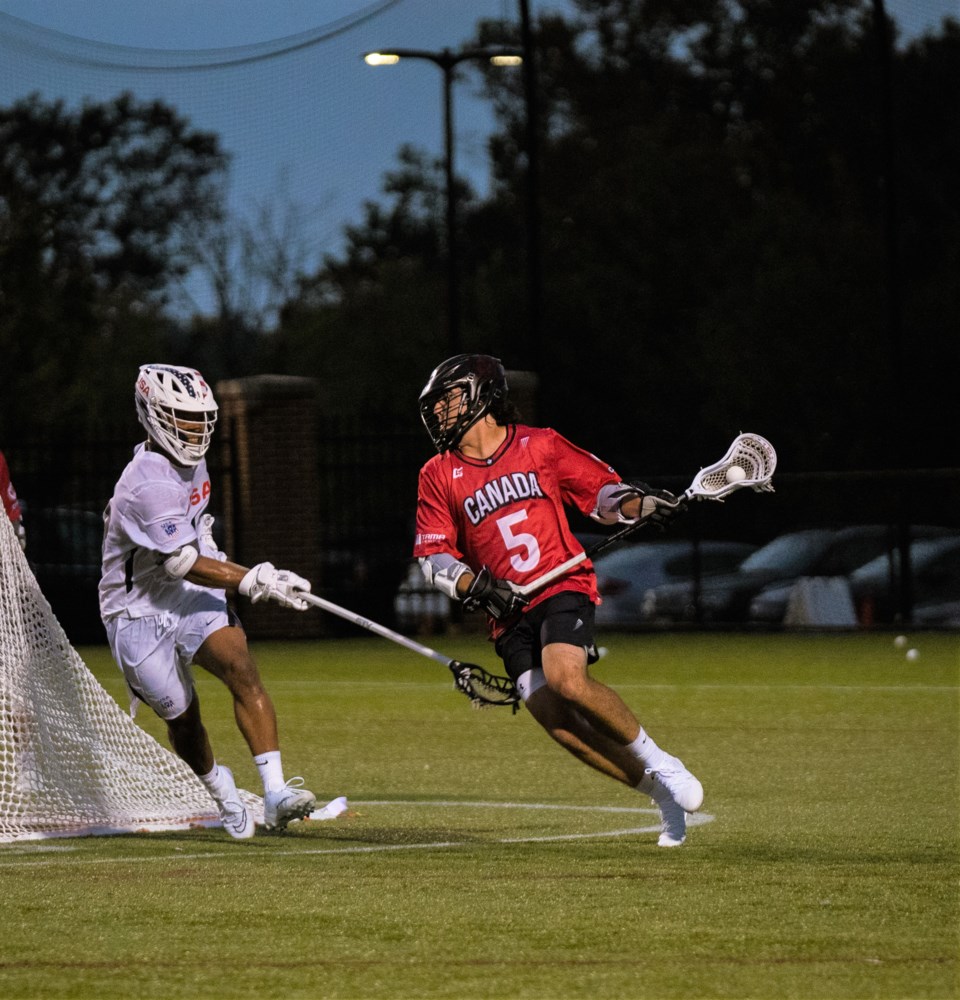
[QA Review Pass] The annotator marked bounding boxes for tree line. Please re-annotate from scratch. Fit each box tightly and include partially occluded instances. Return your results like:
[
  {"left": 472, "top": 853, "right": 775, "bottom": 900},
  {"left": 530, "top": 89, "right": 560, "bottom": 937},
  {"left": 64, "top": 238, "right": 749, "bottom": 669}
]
[{"left": 2, "top": 0, "right": 957, "bottom": 475}]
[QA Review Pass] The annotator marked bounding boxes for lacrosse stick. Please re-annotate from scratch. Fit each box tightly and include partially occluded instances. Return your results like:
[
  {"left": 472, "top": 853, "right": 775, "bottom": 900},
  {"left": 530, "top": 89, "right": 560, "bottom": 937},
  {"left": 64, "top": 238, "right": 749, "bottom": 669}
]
[
  {"left": 517, "top": 432, "right": 777, "bottom": 597},
  {"left": 297, "top": 592, "right": 520, "bottom": 711}
]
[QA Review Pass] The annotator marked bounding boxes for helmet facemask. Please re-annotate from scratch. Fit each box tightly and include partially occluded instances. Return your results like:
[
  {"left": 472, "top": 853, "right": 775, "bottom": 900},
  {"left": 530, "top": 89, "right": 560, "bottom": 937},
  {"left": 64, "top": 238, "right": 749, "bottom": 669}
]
[
  {"left": 419, "top": 355, "right": 508, "bottom": 453},
  {"left": 135, "top": 365, "right": 218, "bottom": 467}
]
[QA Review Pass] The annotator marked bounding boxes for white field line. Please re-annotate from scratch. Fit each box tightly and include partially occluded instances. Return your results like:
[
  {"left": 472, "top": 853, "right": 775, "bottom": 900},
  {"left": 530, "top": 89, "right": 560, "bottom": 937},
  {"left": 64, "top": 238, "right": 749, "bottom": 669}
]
[
  {"left": 614, "top": 683, "right": 958, "bottom": 693},
  {"left": 262, "top": 679, "right": 958, "bottom": 693},
  {"left": 0, "top": 800, "right": 714, "bottom": 867}
]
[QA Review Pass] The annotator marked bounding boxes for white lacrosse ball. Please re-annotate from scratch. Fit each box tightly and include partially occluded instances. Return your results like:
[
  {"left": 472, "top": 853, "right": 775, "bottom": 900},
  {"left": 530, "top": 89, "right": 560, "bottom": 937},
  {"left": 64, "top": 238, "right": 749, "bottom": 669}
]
[
  {"left": 725, "top": 465, "right": 747, "bottom": 483},
  {"left": 906, "top": 648, "right": 920, "bottom": 662}
]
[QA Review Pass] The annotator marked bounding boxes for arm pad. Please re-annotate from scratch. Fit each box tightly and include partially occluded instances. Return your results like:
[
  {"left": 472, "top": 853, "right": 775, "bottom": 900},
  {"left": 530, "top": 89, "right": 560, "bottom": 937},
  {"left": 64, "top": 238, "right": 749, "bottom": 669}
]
[
  {"left": 593, "top": 483, "right": 632, "bottom": 525},
  {"left": 162, "top": 544, "right": 199, "bottom": 580},
  {"left": 419, "top": 554, "right": 472, "bottom": 600}
]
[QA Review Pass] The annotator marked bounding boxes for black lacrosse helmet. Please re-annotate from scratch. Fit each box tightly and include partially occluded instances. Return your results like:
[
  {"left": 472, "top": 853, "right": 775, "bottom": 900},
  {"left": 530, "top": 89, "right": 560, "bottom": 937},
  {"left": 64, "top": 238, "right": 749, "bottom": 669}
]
[{"left": 419, "top": 354, "right": 509, "bottom": 452}]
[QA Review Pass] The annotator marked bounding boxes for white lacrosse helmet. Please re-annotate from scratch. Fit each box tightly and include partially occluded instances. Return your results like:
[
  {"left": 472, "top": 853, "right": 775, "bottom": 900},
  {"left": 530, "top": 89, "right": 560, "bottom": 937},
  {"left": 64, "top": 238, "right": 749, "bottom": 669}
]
[{"left": 135, "top": 364, "right": 218, "bottom": 467}]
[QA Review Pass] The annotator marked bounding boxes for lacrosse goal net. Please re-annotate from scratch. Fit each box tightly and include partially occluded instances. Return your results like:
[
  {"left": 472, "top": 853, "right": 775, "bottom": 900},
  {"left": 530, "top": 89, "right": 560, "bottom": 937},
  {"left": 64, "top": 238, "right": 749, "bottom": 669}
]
[{"left": 0, "top": 515, "right": 261, "bottom": 842}]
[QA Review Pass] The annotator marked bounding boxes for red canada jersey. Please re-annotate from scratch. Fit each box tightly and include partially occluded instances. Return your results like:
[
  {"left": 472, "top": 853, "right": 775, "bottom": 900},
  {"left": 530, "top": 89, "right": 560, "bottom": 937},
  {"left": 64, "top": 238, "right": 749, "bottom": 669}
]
[
  {"left": 0, "top": 450, "right": 22, "bottom": 524},
  {"left": 414, "top": 424, "right": 622, "bottom": 616}
]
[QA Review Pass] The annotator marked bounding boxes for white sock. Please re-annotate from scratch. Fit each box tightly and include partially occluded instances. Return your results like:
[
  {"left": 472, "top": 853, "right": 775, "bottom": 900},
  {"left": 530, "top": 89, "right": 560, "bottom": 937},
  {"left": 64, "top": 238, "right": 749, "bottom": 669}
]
[
  {"left": 627, "top": 728, "right": 668, "bottom": 770},
  {"left": 254, "top": 751, "right": 285, "bottom": 794},
  {"left": 198, "top": 763, "right": 231, "bottom": 801}
]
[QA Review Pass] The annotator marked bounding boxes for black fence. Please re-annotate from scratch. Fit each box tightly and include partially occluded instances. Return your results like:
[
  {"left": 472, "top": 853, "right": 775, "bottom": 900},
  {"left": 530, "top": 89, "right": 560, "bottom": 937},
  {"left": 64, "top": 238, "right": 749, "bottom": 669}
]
[
  {"left": 8, "top": 420, "right": 431, "bottom": 644},
  {"left": 7, "top": 425, "right": 960, "bottom": 645}
]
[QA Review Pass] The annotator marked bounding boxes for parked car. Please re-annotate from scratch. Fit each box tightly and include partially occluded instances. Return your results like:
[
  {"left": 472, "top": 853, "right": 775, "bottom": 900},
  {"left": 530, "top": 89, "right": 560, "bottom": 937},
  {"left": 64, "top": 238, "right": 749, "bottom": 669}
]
[
  {"left": 746, "top": 525, "right": 956, "bottom": 626},
  {"left": 641, "top": 529, "right": 832, "bottom": 625},
  {"left": 913, "top": 599, "right": 960, "bottom": 628},
  {"left": 642, "top": 525, "right": 949, "bottom": 626},
  {"left": 848, "top": 535, "right": 960, "bottom": 626},
  {"left": 393, "top": 558, "right": 453, "bottom": 635},
  {"left": 594, "top": 539, "right": 758, "bottom": 628}
]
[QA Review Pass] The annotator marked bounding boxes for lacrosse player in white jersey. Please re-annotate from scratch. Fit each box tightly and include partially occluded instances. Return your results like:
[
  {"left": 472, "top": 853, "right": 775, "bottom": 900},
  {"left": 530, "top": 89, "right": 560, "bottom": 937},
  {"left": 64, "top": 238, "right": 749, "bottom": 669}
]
[
  {"left": 415, "top": 355, "right": 703, "bottom": 846},
  {"left": 100, "top": 364, "right": 317, "bottom": 839}
]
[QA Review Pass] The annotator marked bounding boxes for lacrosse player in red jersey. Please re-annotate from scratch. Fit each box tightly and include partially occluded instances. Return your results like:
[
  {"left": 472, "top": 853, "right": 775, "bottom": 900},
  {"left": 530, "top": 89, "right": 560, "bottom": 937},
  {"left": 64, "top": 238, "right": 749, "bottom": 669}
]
[
  {"left": 0, "top": 448, "right": 26, "bottom": 550},
  {"left": 100, "top": 365, "right": 319, "bottom": 838},
  {"left": 414, "top": 355, "right": 703, "bottom": 846}
]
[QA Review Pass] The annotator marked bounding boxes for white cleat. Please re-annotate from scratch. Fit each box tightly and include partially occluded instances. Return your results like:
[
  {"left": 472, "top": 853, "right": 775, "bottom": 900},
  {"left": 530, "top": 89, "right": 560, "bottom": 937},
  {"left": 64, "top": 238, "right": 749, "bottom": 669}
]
[
  {"left": 648, "top": 755, "right": 704, "bottom": 813},
  {"left": 308, "top": 796, "right": 349, "bottom": 822},
  {"left": 264, "top": 777, "right": 317, "bottom": 831},
  {"left": 639, "top": 755, "right": 703, "bottom": 847},
  {"left": 647, "top": 782, "right": 689, "bottom": 847},
  {"left": 215, "top": 765, "right": 255, "bottom": 840}
]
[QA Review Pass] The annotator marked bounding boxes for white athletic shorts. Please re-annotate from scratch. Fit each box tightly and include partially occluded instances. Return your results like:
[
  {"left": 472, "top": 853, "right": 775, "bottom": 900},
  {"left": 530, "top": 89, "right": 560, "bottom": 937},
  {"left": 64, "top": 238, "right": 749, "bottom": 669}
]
[
  {"left": 105, "top": 589, "right": 231, "bottom": 720},
  {"left": 516, "top": 667, "right": 547, "bottom": 702}
]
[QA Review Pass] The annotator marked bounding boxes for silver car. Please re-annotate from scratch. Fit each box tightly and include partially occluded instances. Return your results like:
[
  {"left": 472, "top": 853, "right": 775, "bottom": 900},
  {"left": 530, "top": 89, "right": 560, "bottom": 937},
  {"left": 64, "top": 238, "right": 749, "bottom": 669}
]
[
  {"left": 594, "top": 539, "right": 757, "bottom": 628},
  {"left": 748, "top": 526, "right": 960, "bottom": 626},
  {"left": 848, "top": 535, "right": 960, "bottom": 626}
]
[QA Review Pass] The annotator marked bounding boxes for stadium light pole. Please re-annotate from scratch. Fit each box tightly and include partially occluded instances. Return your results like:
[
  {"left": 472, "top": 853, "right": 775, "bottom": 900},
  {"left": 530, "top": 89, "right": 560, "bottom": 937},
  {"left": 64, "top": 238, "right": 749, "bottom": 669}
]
[{"left": 363, "top": 47, "right": 523, "bottom": 355}]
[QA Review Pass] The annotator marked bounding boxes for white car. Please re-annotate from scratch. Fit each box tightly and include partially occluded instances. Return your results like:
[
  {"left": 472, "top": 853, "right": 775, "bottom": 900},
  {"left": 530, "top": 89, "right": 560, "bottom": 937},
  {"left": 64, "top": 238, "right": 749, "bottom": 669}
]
[
  {"left": 848, "top": 535, "right": 960, "bottom": 626},
  {"left": 594, "top": 539, "right": 757, "bottom": 629},
  {"left": 748, "top": 527, "right": 960, "bottom": 626}
]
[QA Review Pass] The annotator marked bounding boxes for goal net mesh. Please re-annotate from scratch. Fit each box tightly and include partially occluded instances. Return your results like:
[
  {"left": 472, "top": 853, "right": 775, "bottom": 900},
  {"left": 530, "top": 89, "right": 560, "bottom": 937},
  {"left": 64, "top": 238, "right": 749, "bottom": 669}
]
[{"left": 0, "top": 515, "right": 262, "bottom": 842}]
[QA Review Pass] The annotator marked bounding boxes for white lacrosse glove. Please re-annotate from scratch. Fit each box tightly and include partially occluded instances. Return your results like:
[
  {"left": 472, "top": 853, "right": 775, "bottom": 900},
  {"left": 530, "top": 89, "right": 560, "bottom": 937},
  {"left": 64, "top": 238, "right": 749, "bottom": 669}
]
[
  {"left": 239, "top": 562, "right": 312, "bottom": 611},
  {"left": 198, "top": 513, "right": 227, "bottom": 562}
]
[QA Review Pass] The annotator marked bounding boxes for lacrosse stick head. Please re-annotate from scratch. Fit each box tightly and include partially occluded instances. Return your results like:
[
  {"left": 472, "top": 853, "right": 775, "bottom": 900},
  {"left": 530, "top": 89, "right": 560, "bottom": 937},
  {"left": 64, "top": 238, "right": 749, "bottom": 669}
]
[
  {"left": 685, "top": 433, "right": 777, "bottom": 501},
  {"left": 449, "top": 661, "right": 521, "bottom": 712}
]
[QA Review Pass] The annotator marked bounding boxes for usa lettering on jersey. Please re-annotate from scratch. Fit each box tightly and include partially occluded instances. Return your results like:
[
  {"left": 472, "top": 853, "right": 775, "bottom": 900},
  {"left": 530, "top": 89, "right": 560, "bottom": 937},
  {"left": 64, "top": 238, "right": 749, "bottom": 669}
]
[{"left": 463, "top": 471, "right": 544, "bottom": 526}]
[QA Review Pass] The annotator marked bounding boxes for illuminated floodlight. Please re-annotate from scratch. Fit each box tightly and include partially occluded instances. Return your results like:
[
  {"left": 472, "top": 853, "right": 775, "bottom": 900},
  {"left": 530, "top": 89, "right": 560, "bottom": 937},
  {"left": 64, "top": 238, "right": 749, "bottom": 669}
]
[{"left": 364, "top": 52, "right": 400, "bottom": 66}]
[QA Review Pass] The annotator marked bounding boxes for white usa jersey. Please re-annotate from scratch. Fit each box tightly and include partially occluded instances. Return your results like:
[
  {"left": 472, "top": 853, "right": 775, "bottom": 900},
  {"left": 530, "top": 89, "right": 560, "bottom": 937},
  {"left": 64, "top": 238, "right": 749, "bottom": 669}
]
[{"left": 99, "top": 444, "right": 221, "bottom": 619}]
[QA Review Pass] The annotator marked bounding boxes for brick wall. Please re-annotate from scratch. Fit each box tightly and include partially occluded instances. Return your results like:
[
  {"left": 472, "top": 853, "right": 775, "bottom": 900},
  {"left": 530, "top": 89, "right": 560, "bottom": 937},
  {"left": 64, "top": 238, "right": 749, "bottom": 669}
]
[{"left": 216, "top": 375, "right": 324, "bottom": 638}]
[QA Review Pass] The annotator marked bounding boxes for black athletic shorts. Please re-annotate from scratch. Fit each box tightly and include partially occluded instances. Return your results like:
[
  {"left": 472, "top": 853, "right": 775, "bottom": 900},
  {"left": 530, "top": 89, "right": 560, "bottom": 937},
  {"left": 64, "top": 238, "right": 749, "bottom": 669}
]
[{"left": 494, "top": 591, "right": 600, "bottom": 682}]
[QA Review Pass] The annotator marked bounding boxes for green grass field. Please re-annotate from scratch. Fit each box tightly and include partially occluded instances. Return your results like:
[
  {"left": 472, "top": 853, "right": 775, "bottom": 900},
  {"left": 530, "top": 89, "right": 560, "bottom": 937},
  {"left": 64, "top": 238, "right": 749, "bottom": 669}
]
[{"left": 1, "top": 631, "right": 957, "bottom": 1000}]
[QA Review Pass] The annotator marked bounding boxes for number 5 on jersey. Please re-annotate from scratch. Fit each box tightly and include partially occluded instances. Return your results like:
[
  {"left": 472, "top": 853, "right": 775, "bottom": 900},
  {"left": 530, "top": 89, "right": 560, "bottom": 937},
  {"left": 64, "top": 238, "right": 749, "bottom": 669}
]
[{"left": 496, "top": 509, "right": 541, "bottom": 573}]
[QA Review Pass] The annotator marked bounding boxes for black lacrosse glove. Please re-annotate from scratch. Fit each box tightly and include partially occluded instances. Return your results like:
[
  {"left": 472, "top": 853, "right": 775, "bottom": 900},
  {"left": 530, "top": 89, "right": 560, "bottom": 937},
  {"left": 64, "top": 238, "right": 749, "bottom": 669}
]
[
  {"left": 462, "top": 566, "right": 527, "bottom": 621},
  {"left": 612, "top": 482, "right": 685, "bottom": 530}
]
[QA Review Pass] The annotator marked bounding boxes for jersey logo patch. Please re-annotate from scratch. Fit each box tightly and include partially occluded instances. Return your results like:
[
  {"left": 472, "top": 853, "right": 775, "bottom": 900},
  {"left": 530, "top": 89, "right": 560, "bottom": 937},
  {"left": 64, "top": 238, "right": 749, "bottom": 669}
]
[
  {"left": 453, "top": 467, "right": 463, "bottom": 479},
  {"left": 416, "top": 532, "right": 446, "bottom": 546},
  {"left": 161, "top": 521, "right": 179, "bottom": 537}
]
